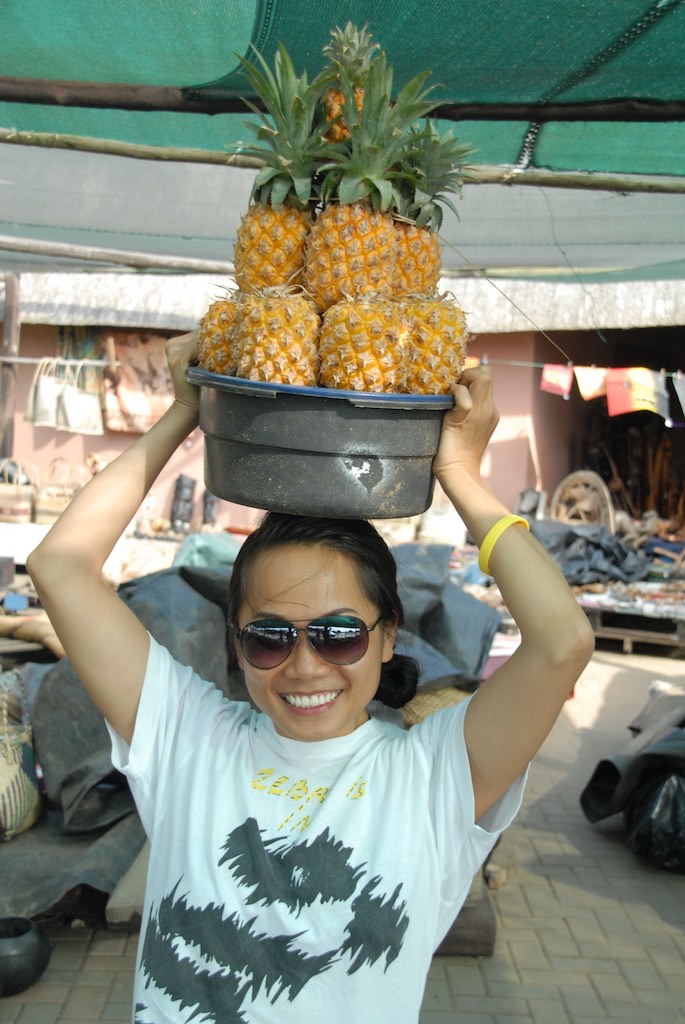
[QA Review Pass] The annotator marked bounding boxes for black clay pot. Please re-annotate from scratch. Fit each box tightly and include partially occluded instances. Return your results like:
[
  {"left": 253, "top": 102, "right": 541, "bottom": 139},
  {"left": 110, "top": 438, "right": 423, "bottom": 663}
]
[{"left": 0, "top": 918, "right": 51, "bottom": 997}]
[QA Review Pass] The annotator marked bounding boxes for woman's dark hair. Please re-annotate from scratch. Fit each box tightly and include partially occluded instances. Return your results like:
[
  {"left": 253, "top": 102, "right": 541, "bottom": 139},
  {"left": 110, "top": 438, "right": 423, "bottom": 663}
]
[{"left": 227, "top": 512, "right": 419, "bottom": 708}]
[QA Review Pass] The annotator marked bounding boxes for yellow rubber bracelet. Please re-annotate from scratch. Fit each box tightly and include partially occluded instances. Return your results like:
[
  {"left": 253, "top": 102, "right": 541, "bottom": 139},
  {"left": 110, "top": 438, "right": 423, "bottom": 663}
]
[{"left": 478, "top": 514, "right": 530, "bottom": 575}]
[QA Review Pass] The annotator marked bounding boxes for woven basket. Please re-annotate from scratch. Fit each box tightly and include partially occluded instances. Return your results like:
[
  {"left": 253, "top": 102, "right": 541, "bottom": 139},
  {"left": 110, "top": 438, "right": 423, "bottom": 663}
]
[
  {"left": 0, "top": 461, "right": 35, "bottom": 525},
  {"left": 0, "top": 672, "right": 42, "bottom": 841},
  {"left": 33, "top": 457, "right": 87, "bottom": 525}
]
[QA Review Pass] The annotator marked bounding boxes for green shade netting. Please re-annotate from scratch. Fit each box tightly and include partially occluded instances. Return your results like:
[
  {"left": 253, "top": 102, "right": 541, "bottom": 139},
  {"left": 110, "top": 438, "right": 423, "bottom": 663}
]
[
  {"left": 5, "top": 0, "right": 674, "bottom": 103},
  {"left": 1, "top": 0, "right": 685, "bottom": 175}
]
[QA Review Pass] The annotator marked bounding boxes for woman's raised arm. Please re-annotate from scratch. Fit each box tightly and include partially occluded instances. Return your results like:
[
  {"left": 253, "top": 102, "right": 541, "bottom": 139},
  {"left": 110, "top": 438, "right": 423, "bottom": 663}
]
[
  {"left": 433, "top": 366, "right": 595, "bottom": 821},
  {"left": 27, "top": 332, "right": 200, "bottom": 743}
]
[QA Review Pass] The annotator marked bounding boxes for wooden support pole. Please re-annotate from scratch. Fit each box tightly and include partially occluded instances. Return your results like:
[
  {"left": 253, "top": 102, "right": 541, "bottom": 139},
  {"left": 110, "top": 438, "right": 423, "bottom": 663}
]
[
  {"left": 0, "top": 234, "right": 234, "bottom": 273},
  {"left": 0, "top": 274, "right": 21, "bottom": 459},
  {"left": 2, "top": 127, "right": 685, "bottom": 194}
]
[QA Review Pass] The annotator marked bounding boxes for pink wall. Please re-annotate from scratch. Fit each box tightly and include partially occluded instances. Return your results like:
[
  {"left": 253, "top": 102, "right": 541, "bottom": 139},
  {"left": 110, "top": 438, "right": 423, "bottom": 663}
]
[
  {"left": 11, "top": 326, "right": 257, "bottom": 532},
  {"left": 467, "top": 330, "right": 606, "bottom": 511},
  {"left": 468, "top": 333, "right": 540, "bottom": 508}
]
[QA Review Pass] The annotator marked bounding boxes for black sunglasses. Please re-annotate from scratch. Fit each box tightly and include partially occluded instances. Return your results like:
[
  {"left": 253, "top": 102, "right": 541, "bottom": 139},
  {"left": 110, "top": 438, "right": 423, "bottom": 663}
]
[{"left": 235, "top": 614, "right": 383, "bottom": 669}]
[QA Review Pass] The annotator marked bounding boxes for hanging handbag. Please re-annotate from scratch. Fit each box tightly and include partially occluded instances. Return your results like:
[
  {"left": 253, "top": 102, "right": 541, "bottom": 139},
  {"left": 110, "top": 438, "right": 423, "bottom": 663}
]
[
  {"left": 0, "top": 670, "right": 43, "bottom": 841},
  {"left": 103, "top": 333, "right": 174, "bottom": 433},
  {"left": 0, "top": 460, "right": 36, "bottom": 524},
  {"left": 24, "top": 358, "right": 63, "bottom": 428},
  {"left": 56, "top": 361, "right": 104, "bottom": 435}
]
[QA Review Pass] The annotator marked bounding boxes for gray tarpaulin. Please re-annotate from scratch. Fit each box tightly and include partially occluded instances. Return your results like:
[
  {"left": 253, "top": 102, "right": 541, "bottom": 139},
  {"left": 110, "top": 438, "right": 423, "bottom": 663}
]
[
  {"left": 529, "top": 521, "right": 649, "bottom": 585},
  {"left": 581, "top": 685, "right": 685, "bottom": 823}
]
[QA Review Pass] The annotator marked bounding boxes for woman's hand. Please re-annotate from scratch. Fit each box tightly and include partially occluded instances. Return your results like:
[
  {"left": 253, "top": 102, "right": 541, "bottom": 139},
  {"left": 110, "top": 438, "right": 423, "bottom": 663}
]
[
  {"left": 166, "top": 331, "right": 200, "bottom": 411},
  {"left": 432, "top": 365, "right": 499, "bottom": 484}
]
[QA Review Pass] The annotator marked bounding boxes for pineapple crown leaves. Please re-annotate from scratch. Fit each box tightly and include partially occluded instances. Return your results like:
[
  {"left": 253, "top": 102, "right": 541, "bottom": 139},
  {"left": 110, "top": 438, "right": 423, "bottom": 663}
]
[
  {"left": 396, "top": 122, "right": 476, "bottom": 229},
  {"left": 235, "top": 43, "right": 328, "bottom": 210},
  {"left": 317, "top": 54, "right": 438, "bottom": 213},
  {"left": 322, "top": 22, "right": 380, "bottom": 81}
]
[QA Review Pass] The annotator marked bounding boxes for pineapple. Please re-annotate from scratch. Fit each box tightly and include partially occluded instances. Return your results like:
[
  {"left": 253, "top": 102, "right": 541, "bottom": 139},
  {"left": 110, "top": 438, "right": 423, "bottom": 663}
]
[
  {"left": 319, "top": 296, "right": 409, "bottom": 393},
  {"left": 321, "top": 22, "right": 379, "bottom": 143},
  {"left": 234, "top": 204, "right": 311, "bottom": 293},
  {"left": 393, "top": 221, "right": 443, "bottom": 300},
  {"left": 319, "top": 294, "right": 468, "bottom": 395},
  {"left": 403, "top": 296, "right": 469, "bottom": 394},
  {"left": 198, "top": 294, "right": 242, "bottom": 375},
  {"left": 232, "top": 44, "right": 326, "bottom": 291},
  {"left": 304, "top": 201, "right": 399, "bottom": 314},
  {"left": 234, "top": 289, "right": 320, "bottom": 387},
  {"left": 304, "top": 52, "right": 436, "bottom": 314},
  {"left": 394, "top": 123, "right": 473, "bottom": 297}
]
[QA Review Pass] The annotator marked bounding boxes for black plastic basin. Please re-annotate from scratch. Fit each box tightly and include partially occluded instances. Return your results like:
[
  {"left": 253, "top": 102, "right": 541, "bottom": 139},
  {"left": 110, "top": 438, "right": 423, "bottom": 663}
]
[{"left": 187, "top": 369, "right": 453, "bottom": 519}]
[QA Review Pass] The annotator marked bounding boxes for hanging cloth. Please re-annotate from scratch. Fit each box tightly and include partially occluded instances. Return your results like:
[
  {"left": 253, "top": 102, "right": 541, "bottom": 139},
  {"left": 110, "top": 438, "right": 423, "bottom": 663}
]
[
  {"left": 606, "top": 367, "right": 669, "bottom": 419},
  {"left": 540, "top": 364, "right": 574, "bottom": 398},
  {"left": 573, "top": 366, "right": 607, "bottom": 401}
]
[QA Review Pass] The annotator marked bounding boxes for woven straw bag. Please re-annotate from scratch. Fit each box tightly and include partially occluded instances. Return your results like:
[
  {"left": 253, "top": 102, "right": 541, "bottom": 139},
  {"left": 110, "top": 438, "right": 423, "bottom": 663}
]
[
  {"left": 0, "top": 671, "right": 42, "bottom": 841},
  {"left": 33, "top": 458, "right": 88, "bottom": 525},
  {"left": 402, "top": 686, "right": 471, "bottom": 728},
  {"left": 0, "top": 460, "right": 36, "bottom": 525}
]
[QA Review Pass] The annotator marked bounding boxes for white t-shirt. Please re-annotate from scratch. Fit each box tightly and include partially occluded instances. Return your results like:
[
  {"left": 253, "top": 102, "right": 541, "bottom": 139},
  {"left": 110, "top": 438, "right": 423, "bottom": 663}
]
[{"left": 109, "top": 636, "right": 525, "bottom": 1024}]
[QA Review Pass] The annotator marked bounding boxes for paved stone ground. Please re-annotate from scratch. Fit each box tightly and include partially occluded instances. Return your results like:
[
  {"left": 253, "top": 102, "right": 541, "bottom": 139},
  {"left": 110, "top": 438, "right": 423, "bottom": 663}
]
[
  {"left": 421, "top": 646, "right": 685, "bottom": 1024},
  {"left": 3, "top": 644, "right": 684, "bottom": 1023}
]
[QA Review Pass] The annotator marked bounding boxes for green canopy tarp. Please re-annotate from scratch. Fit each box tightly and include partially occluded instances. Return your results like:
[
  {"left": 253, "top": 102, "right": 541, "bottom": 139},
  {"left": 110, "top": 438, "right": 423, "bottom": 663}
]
[
  {"left": 1, "top": 0, "right": 684, "bottom": 279},
  {"left": 3, "top": 0, "right": 685, "bottom": 172}
]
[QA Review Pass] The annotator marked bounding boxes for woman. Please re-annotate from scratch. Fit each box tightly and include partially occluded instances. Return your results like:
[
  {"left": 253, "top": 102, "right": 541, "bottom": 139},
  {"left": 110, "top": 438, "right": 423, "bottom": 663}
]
[{"left": 28, "top": 332, "right": 594, "bottom": 1023}]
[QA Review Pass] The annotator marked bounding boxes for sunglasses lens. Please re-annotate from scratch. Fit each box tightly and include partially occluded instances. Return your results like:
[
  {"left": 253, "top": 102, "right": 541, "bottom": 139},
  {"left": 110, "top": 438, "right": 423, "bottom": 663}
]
[
  {"left": 239, "top": 622, "right": 296, "bottom": 669},
  {"left": 307, "top": 616, "right": 369, "bottom": 665}
]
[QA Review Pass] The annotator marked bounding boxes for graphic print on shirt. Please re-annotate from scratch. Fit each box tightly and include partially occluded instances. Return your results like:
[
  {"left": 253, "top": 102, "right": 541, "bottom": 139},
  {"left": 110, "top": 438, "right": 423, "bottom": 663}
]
[{"left": 134, "top": 817, "right": 410, "bottom": 1023}]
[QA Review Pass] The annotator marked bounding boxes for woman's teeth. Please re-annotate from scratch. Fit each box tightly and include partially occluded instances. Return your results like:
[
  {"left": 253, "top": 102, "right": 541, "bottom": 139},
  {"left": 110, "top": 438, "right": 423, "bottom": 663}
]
[{"left": 284, "top": 691, "right": 341, "bottom": 709}]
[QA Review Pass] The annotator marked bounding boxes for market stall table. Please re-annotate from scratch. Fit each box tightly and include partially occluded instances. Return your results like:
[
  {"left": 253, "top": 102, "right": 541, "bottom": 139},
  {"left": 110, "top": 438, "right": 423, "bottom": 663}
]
[{"left": 576, "top": 580, "right": 685, "bottom": 654}]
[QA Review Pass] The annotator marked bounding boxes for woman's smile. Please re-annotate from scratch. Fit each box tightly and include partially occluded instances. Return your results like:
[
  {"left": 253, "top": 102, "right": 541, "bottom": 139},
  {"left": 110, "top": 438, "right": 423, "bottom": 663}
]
[{"left": 282, "top": 689, "right": 342, "bottom": 711}]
